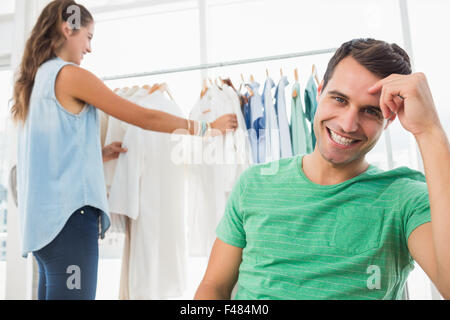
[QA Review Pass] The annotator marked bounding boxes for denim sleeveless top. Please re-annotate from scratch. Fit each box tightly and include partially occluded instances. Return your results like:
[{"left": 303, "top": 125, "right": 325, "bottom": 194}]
[{"left": 17, "top": 56, "right": 111, "bottom": 258}]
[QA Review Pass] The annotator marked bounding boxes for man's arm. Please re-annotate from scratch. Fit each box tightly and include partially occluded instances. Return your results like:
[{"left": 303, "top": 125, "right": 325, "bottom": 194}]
[
  {"left": 194, "top": 238, "right": 243, "bottom": 300},
  {"left": 409, "top": 125, "right": 450, "bottom": 299},
  {"left": 369, "top": 73, "right": 450, "bottom": 298}
]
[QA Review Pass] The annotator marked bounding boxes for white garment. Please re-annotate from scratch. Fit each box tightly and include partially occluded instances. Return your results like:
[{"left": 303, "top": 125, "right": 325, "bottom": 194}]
[
  {"left": 104, "top": 88, "right": 149, "bottom": 233},
  {"left": 221, "top": 84, "right": 254, "bottom": 171},
  {"left": 108, "top": 91, "right": 187, "bottom": 299},
  {"left": 99, "top": 110, "right": 109, "bottom": 148},
  {"left": 186, "top": 84, "right": 251, "bottom": 257}
]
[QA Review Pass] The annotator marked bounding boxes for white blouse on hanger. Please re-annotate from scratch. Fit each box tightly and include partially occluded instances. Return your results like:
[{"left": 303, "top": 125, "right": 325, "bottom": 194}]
[
  {"left": 108, "top": 90, "right": 188, "bottom": 299},
  {"left": 187, "top": 84, "right": 251, "bottom": 257}
]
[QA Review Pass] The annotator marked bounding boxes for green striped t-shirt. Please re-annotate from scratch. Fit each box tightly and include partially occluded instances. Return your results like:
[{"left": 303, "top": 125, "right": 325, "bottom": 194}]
[{"left": 216, "top": 154, "right": 431, "bottom": 300}]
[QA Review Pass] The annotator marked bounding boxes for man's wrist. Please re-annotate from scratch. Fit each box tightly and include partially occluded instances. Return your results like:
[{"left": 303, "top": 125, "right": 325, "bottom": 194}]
[{"left": 414, "top": 123, "right": 446, "bottom": 145}]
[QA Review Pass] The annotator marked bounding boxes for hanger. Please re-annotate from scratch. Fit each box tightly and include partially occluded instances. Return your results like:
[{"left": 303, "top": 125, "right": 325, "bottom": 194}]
[
  {"left": 158, "top": 82, "right": 175, "bottom": 101},
  {"left": 130, "top": 85, "right": 140, "bottom": 95},
  {"left": 222, "top": 77, "right": 236, "bottom": 91},
  {"left": 266, "top": 68, "right": 269, "bottom": 78},
  {"left": 237, "top": 73, "right": 253, "bottom": 97},
  {"left": 293, "top": 68, "right": 299, "bottom": 98},
  {"left": 147, "top": 84, "right": 161, "bottom": 94},
  {"left": 250, "top": 74, "right": 255, "bottom": 82},
  {"left": 214, "top": 77, "right": 221, "bottom": 89},
  {"left": 123, "top": 86, "right": 139, "bottom": 98},
  {"left": 280, "top": 68, "right": 283, "bottom": 77},
  {"left": 200, "top": 78, "right": 208, "bottom": 98},
  {"left": 142, "top": 84, "right": 154, "bottom": 96},
  {"left": 217, "top": 76, "right": 226, "bottom": 89},
  {"left": 238, "top": 73, "right": 245, "bottom": 93},
  {"left": 312, "top": 64, "right": 320, "bottom": 86}
]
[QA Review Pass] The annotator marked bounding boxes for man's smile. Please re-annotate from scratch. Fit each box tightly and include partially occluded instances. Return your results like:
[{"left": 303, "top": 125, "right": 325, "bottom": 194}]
[{"left": 326, "top": 126, "right": 363, "bottom": 149}]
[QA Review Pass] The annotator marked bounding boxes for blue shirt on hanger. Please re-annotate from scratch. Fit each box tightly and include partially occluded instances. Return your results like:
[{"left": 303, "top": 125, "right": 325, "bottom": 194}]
[
  {"left": 247, "top": 82, "right": 265, "bottom": 163},
  {"left": 262, "top": 77, "right": 280, "bottom": 163},
  {"left": 274, "top": 76, "right": 293, "bottom": 159},
  {"left": 304, "top": 75, "right": 319, "bottom": 148},
  {"left": 242, "top": 92, "right": 251, "bottom": 134},
  {"left": 290, "top": 81, "right": 313, "bottom": 155}
]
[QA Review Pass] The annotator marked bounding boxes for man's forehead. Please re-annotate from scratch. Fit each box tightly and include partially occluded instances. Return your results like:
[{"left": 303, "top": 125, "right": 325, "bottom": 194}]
[
  {"left": 325, "top": 57, "right": 381, "bottom": 101},
  {"left": 330, "top": 57, "right": 381, "bottom": 88}
]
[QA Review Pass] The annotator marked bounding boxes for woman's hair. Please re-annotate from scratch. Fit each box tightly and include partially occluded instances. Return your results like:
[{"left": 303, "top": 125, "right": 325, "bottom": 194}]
[
  {"left": 11, "top": 0, "right": 93, "bottom": 123},
  {"left": 322, "top": 38, "right": 412, "bottom": 91}
]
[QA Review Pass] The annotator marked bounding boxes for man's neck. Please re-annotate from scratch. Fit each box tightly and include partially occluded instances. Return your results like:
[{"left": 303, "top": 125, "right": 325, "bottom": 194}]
[{"left": 302, "top": 149, "right": 370, "bottom": 186}]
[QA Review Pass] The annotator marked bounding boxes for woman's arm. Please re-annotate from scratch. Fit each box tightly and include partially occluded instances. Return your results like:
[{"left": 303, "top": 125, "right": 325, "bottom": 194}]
[{"left": 56, "top": 65, "right": 237, "bottom": 135}]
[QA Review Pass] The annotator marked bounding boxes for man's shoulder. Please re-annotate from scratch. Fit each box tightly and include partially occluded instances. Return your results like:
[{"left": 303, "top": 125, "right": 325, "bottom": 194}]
[
  {"left": 364, "top": 165, "right": 428, "bottom": 204},
  {"left": 366, "top": 164, "right": 426, "bottom": 187}
]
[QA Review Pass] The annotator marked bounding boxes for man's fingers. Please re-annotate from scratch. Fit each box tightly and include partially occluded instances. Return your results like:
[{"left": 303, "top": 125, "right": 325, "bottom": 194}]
[
  {"left": 368, "top": 82, "right": 383, "bottom": 94},
  {"left": 377, "top": 79, "right": 407, "bottom": 120},
  {"left": 379, "top": 87, "right": 390, "bottom": 119},
  {"left": 368, "top": 74, "right": 403, "bottom": 94}
]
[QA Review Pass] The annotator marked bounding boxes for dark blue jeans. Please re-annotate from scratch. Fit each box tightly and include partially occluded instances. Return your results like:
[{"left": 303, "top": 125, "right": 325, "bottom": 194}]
[{"left": 33, "top": 206, "right": 100, "bottom": 300}]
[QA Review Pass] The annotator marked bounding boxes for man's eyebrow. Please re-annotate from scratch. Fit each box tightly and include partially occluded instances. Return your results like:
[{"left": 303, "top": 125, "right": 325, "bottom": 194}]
[
  {"left": 327, "top": 90, "right": 349, "bottom": 100},
  {"left": 327, "top": 90, "right": 380, "bottom": 110}
]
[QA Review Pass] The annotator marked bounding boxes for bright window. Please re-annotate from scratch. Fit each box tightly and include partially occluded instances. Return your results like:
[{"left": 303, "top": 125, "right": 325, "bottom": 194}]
[{"left": 0, "top": 69, "right": 13, "bottom": 300}]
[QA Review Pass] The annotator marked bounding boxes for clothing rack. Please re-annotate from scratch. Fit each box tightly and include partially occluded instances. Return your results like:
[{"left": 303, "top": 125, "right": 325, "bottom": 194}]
[{"left": 101, "top": 48, "right": 337, "bottom": 81}]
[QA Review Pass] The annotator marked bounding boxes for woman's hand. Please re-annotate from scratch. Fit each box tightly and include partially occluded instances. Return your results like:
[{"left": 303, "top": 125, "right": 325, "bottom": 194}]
[
  {"left": 210, "top": 113, "right": 238, "bottom": 136},
  {"left": 102, "top": 141, "right": 128, "bottom": 163}
]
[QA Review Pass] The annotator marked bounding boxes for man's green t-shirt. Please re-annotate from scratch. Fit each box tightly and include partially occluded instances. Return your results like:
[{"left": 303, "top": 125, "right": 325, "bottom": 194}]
[{"left": 216, "top": 155, "right": 431, "bottom": 300}]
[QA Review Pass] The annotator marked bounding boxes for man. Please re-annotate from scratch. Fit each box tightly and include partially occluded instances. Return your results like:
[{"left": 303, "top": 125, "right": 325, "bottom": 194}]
[{"left": 194, "top": 38, "right": 450, "bottom": 300}]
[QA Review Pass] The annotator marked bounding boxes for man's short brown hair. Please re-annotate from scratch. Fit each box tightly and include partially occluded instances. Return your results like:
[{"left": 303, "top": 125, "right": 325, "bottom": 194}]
[{"left": 322, "top": 38, "right": 412, "bottom": 91}]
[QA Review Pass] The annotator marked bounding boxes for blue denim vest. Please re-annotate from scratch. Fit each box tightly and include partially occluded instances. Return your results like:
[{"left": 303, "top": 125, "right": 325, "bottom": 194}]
[{"left": 17, "top": 56, "right": 110, "bottom": 257}]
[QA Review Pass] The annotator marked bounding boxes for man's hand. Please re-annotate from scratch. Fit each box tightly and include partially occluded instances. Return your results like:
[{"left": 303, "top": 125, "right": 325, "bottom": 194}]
[
  {"left": 102, "top": 141, "right": 127, "bottom": 163},
  {"left": 368, "top": 73, "right": 442, "bottom": 137}
]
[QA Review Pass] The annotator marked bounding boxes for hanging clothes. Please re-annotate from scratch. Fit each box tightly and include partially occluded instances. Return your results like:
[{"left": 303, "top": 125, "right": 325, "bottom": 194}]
[
  {"left": 104, "top": 87, "right": 148, "bottom": 234},
  {"left": 240, "top": 92, "right": 251, "bottom": 136},
  {"left": 108, "top": 90, "right": 187, "bottom": 299},
  {"left": 103, "top": 87, "right": 145, "bottom": 190},
  {"left": 221, "top": 83, "right": 254, "bottom": 182},
  {"left": 187, "top": 84, "right": 251, "bottom": 257},
  {"left": 212, "top": 85, "right": 238, "bottom": 193},
  {"left": 186, "top": 93, "right": 219, "bottom": 257},
  {"left": 262, "top": 77, "right": 280, "bottom": 162},
  {"left": 274, "top": 76, "right": 293, "bottom": 159},
  {"left": 304, "top": 75, "right": 319, "bottom": 148},
  {"left": 247, "top": 81, "right": 265, "bottom": 163},
  {"left": 99, "top": 109, "right": 109, "bottom": 148},
  {"left": 291, "top": 82, "right": 313, "bottom": 155}
]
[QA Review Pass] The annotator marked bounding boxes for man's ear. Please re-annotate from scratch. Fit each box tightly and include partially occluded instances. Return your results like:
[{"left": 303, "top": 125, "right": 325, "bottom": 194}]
[{"left": 316, "top": 80, "right": 324, "bottom": 101}]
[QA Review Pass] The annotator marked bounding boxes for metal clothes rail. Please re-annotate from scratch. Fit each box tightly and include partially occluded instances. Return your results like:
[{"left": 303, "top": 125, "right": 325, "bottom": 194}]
[{"left": 101, "top": 47, "right": 337, "bottom": 81}]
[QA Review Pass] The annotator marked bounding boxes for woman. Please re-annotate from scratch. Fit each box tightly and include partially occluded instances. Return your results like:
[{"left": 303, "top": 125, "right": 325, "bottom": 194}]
[{"left": 12, "top": 0, "right": 237, "bottom": 300}]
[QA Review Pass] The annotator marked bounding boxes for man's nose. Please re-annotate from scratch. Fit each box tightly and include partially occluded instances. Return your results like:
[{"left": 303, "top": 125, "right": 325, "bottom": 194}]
[{"left": 340, "top": 107, "right": 359, "bottom": 133}]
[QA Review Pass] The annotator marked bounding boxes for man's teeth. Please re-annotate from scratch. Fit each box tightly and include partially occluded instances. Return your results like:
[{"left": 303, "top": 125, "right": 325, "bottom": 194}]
[{"left": 329, "top": 129, "right": 357, "bottom": 146}]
